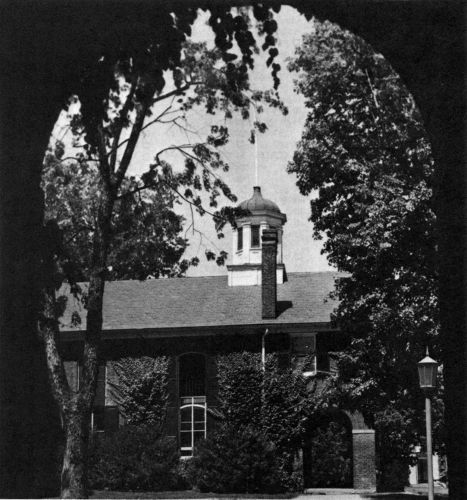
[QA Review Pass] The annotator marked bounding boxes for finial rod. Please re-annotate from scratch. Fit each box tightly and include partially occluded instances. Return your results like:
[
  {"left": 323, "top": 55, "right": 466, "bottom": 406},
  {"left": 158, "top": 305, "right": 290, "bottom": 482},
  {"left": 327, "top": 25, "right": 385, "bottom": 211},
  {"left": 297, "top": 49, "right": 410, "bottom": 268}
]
[{"left": 252, "top": 103, "right": 258, "bottom": 186}]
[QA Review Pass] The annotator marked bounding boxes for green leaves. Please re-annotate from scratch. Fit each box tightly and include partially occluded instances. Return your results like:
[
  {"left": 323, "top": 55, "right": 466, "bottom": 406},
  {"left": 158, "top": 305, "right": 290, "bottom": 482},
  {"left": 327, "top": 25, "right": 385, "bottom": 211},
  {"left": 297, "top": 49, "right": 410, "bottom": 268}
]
[
  {"left": 288, "top": 20, "right": 442, "bottom": 486},
  {"left": 215, "top": 352, "right": 311, "bottom": 490},
  {"left": 43, "top": 147, "right": 192, "bottom": 281},
  {"left": 108, "top": 356, "right": 169, "bottom": 427}
]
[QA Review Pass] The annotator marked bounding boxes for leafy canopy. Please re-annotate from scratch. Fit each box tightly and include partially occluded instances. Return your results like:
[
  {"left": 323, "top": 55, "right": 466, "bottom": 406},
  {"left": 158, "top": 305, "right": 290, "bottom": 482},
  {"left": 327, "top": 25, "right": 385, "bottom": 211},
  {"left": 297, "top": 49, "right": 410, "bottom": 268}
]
[
  {"left": 107, "top": 357, "right": 169, "bottom": 427},
  {"left": 43, "top": 143, "right": 196, "bottom": 281},
  {"left": 288, "top": 20, "right": 442, "bottom": 485}
]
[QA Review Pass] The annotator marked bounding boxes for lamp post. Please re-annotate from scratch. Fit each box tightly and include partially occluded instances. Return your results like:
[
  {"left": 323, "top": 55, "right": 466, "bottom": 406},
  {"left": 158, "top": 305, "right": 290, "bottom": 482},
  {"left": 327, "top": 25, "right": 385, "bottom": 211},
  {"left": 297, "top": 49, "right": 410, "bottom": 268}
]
[{"left": 417, "top": 348, "right": 439, "bottom": 500}]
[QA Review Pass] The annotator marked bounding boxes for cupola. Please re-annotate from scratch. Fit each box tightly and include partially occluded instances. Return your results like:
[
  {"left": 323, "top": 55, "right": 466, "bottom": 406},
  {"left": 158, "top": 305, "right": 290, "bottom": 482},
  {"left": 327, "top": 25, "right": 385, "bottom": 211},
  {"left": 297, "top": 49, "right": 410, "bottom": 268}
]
[{"left": 227, "top": 186, "right": 287, "bottom": 286}]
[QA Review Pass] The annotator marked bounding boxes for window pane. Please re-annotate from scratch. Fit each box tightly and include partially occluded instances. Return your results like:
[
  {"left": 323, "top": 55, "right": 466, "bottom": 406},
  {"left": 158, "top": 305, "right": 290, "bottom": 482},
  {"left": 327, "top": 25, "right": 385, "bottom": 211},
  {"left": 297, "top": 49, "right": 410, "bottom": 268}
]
[
  {"left": 194, "top": 407, "right": 204, "bottom": 421},
  {"left": 251, "top": 225, "right": 260, "bottom": 247},
  {"left": 180, "top": 407, "right": 191, "bottom": 421},
  {"left": 181, "top": 422, "right": 192, "bottom": 431},
  {"left": 179, "top": 354, "right": 206, "bottom": 397},
  {"left": 237, "top": 227, "right": 243, "bottom": 250},
  {"left": 194, "top": 421, "right": 205, "bottom": 431},
  {"left": 180, "top": 432, "right": 192, "bottom": 447}
]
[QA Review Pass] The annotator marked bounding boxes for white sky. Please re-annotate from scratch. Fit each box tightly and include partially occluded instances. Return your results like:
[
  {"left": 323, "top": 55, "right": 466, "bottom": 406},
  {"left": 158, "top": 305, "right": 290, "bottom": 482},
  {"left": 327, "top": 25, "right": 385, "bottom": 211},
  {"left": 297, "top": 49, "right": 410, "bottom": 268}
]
[
  {"left": 129, "top": 6, "right": 333, "bottom": 277},
  {"left": 52, "top": 6, "right": 333, "bottom": 277}
]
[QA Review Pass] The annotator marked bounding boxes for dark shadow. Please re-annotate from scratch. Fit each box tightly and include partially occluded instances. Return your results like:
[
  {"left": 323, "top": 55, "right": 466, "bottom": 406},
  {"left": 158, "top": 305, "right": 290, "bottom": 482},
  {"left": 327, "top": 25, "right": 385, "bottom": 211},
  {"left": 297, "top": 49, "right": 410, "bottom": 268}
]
[
  {"left": 303, "top": 410, "right": 353, "bottom": 489},
  {"left": 276, "top": 300, "right": 293, "bottom": 317}
]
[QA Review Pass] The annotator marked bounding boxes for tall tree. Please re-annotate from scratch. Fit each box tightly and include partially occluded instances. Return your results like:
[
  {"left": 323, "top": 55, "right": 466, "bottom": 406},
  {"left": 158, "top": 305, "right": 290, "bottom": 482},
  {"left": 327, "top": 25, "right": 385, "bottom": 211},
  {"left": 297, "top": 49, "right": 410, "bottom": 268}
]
[
  {"left": 288, "top": 21, "right": 443, "bottom": 488},
  {"left": 42, "top": 142, "right": 196, "bottom": 281},
  {"left": 37, "top": 10, "right": 285, "bottom": 498}
]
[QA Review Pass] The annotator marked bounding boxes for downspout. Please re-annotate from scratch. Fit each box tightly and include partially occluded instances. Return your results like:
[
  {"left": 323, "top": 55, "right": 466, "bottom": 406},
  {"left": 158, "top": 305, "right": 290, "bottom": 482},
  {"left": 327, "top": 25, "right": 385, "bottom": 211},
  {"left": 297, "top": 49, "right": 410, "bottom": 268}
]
[{"left": 261, "top": 328, "right": 269, "bottom": 371}]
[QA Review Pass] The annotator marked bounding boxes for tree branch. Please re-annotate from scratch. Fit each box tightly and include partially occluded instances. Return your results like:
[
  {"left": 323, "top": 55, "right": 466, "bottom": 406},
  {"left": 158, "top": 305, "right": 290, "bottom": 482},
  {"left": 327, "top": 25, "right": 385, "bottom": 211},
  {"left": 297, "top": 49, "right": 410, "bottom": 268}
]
[
  {"left": 96, "top": 124, "right": 112, "bottom": 187},
  {"left": 151, "top": 81, "right": 202, "bottom": 106},
  {"left": 160, "top": 178, "right": 226, "bottom": 222},
  {"left": 109, "top": 75, "right": 139, "bottom": 171},
  {"left": 60, "top": 156, "right": 99, "bottom": 163},
  {"left": 114, "top": 99, "right": 151, "bottom": 188},
  {"left": 116, "top": 180, "right": 160, "bottom": 200}
]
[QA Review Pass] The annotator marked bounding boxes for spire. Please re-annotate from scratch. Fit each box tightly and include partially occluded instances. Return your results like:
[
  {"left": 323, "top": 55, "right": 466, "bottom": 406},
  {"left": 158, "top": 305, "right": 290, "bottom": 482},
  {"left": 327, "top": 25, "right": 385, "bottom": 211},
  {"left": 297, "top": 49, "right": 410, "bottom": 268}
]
[{"left": 253, "top": 103, "right": 259, "bottom": 186}]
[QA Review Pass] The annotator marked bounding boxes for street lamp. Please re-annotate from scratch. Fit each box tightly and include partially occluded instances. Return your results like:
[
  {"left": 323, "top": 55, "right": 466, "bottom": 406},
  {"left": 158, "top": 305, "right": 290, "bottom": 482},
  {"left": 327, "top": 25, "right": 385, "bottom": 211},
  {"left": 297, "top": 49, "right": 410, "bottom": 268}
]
[{"left": 418, "top": 348, "right": 439, "bottom": 500}]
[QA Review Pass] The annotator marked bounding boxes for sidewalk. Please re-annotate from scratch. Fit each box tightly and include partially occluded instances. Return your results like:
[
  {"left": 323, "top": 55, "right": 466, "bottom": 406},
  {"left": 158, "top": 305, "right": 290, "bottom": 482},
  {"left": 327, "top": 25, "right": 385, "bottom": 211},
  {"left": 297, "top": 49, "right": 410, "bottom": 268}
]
[
  {"left": 295, "top": 483, "right": 449, "bottom": 499},
  {"left": 404, "top": 483, "right": 448, "bottom": 498}
]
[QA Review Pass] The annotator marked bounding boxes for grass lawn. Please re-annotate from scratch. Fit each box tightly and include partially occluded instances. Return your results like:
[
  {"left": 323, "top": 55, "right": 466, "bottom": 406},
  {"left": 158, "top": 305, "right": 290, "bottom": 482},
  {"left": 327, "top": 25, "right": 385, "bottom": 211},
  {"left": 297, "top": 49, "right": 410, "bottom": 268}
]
[{"left": 90, "top": 490, "right": 299, "bottom": 499}]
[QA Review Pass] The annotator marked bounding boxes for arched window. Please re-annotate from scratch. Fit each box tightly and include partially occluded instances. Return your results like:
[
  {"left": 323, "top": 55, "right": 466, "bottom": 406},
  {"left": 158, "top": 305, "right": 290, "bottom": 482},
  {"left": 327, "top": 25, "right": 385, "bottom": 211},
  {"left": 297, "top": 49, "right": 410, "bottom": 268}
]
[{"left": 178, "top": 353, "right": 207, "bottom": 457}]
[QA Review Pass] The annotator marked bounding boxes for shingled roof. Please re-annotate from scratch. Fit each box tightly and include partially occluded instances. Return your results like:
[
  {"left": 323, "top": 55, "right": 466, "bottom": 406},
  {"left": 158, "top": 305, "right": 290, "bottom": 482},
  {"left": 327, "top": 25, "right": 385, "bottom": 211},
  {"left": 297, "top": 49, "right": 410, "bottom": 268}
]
[{"left": 60, "top": 272, "right": 341, "bottom": 334}]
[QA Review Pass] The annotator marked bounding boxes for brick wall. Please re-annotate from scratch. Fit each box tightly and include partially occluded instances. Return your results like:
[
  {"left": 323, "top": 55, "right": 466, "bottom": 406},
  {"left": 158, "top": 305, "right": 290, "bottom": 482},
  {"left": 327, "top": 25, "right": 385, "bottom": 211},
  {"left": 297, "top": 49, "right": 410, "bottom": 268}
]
[
  {"left": 261, "top": 228, "right": 277, "bottom": 319},
  {"left": 352, "top": 430, "right": 377, "bottom": 490}
]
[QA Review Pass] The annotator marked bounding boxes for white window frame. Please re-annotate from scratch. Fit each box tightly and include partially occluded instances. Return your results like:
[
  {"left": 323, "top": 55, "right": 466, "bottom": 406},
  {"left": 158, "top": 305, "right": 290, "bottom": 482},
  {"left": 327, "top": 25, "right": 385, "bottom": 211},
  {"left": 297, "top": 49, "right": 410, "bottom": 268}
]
[
  {"left": 179, "top": 396, "right": 207, "bottom": 458},
  {"left": 292, "top": 334, "right": 317, "bottom": 377},
  {"left": 302, "top": 354, "right": 318, "bottom": 377}
]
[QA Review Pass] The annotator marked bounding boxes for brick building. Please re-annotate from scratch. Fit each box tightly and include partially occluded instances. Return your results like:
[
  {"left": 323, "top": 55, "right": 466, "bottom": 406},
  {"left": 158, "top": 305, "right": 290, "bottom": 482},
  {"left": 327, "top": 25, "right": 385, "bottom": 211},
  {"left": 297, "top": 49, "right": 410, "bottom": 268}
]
[{"left": 60, "top": 186, "right": 376, "bottom": 491}]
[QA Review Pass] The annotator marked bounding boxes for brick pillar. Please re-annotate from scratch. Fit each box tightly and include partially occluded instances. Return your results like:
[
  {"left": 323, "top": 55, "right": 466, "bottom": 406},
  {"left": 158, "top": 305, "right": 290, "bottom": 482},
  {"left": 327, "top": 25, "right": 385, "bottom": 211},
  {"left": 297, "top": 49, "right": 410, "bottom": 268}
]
[
  {"left": 352, "top": 429, "right": 377, "bottom": 490},
  {"left": 261, "top": 228, "right": 277, "bottom": 319}
]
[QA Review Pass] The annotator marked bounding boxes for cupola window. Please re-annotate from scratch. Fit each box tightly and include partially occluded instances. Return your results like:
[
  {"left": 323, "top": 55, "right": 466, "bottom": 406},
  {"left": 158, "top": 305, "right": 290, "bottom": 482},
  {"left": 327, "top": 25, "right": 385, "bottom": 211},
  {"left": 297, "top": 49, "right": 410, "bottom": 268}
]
[
  {"left": 237, "top": 227, "right": 243, "bottom": 251},
  {"left": 251, "top": 225, "right": 260, "bottom": 248}
]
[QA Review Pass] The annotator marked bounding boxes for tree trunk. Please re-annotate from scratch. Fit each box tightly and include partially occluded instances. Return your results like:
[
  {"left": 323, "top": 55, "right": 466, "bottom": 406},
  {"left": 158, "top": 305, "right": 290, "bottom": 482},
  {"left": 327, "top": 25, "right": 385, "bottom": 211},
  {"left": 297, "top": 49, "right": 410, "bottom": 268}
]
[{"left": 61, "top": 408, "right": 90, "bottom": 499}]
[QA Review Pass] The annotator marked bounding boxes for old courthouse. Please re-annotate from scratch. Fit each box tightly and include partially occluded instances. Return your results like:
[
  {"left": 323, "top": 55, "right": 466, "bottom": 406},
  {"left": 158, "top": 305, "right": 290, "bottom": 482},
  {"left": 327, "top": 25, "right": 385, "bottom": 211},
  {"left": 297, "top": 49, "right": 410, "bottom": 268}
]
[{"left": 60, "top": 186, "right": 377, "bottom": 490}]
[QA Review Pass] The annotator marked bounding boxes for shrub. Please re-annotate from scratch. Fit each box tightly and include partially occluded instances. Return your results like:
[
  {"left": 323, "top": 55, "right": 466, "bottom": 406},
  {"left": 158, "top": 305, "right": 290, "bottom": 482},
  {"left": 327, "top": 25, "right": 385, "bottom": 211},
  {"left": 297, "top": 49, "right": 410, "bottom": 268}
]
[
  {"left": 377, "top": 459, "right": 409, "bottom": 492},
  {"left": 216, "top": 352, "right": 263, "bottom": 427},
  {"left": 88, "top": 424, "right": 182, "bottom": 491},
  {"left": 108, "top": 356, "right": 169, "bottom": 426},
  {"left": 309, "top": 420, "right": 352, "bottom": 488},
  {"left": 215, "top": 352, "right": 307, "bottom": 491},
  {"left": 189, "top": 424, "right": 285, "bottom": 493}
]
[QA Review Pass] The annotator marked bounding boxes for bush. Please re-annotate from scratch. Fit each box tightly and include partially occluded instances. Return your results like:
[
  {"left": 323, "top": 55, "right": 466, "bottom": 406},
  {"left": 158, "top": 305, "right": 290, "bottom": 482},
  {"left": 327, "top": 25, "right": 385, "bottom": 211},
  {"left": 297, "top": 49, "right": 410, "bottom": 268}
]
[
  {"left": 215, "top": 353, "right": 307, "bottom": 491},
  {"left": 216, "top": 352, "right": 263, "bottom": 427},
  {"left": 309, "top": 420, "right": 352, "bottom": 488},
  {"left": 189, "top": 424, "right": 286, "bottom": 493},
  {"left": 108, "top": 356, "right": 169, "bottom": 426},
  {"left": 88, "top": 424, "right": 183, "bottom": 491},
  {"left": 377, "top": 459, "right": 409, "bottom": 492}
]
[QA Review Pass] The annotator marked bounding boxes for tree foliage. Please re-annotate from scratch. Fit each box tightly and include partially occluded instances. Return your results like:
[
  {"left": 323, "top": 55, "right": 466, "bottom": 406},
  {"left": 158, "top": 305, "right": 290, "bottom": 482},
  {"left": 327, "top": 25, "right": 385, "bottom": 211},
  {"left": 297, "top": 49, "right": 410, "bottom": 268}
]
[
  {"left": 189, "top": 424, "right": 283, "bottom": 494},
  {"left": 214, "top": 353, "right": 309, "bottom": 491},
  {"left": 88, "top": 426, "right": 181, "bottom": 492},
  {"left": 43, "top": 145, "right": 195, "bottom": 281},
  {"left": 288, "top": 20, "right": 443, "bottom": 487},
  {"left": 38, "top": 8, "right": 286, "bottom": 496},
  {"left": 308, "top": 420, "right": 352, "bottom": 488}
]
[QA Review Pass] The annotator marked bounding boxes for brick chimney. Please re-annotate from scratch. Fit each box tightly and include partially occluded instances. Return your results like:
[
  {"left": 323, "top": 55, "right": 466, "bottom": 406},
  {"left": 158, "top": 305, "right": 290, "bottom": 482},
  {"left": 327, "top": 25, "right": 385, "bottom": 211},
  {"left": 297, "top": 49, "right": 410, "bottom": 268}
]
[{"left": 261, "top": 228, "right": 278, "bottom": 319}]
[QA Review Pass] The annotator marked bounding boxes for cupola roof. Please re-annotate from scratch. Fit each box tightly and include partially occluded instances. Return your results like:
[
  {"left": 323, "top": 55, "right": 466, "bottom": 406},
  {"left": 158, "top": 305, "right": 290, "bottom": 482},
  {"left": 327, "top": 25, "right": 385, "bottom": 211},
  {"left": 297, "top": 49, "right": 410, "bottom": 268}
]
[{"left": 238, "top": 186, "right": 284, "bottom": 218}]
